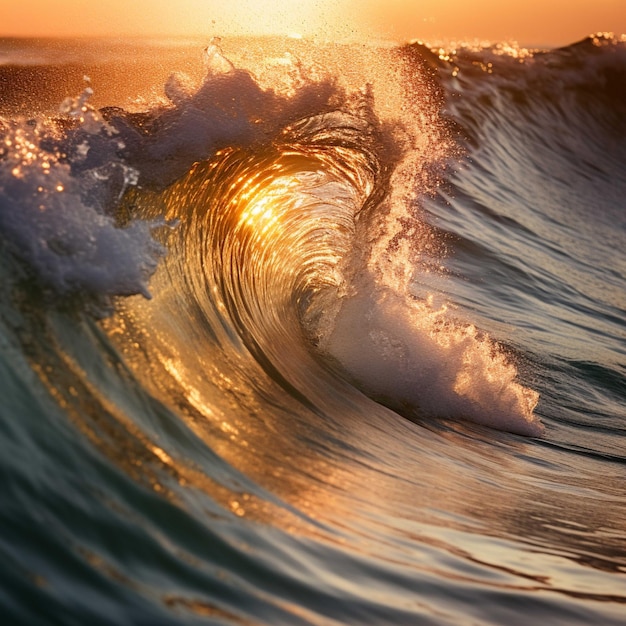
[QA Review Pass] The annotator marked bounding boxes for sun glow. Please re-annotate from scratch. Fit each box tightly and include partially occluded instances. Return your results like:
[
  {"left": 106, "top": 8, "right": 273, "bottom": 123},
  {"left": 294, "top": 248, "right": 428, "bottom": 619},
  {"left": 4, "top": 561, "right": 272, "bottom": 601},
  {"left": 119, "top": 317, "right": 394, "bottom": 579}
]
[
  {"left": 2, "top": 0, "right": 625, "bottom": 45},
  {"left": 0, "top": 0, "right": 344, "bottom": 39}
]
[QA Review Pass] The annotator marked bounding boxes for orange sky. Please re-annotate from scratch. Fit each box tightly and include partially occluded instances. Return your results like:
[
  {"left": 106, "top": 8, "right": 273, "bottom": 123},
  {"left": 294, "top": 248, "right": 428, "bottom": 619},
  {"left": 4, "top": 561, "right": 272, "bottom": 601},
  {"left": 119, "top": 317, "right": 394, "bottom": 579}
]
[{"left": 1, "top": 0, "right": 625, "bottom": 46}]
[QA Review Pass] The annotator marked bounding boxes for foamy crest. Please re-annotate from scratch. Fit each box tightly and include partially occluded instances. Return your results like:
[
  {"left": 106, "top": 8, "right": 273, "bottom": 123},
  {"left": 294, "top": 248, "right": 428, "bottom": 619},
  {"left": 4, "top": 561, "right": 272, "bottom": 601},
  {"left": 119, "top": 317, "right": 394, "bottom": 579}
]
[
  {"left": 308, "top": 59, "right": 543, "bottom": 436},
  {"left": 0, "top": 88, "right": 165, "bottom": 307},
  {"left": 319, "top": 283, "right": 542, "bottom": 436}
]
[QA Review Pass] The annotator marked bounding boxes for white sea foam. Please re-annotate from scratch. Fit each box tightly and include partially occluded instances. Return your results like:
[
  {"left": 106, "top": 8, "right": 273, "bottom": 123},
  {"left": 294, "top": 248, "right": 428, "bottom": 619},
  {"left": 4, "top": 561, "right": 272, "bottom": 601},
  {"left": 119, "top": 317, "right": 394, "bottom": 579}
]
[
  {"left": 306, "top": 90, "right": 543, "bottom": 436},
  {"left": 318, "top": 282, "right": 542, "bottom": 436},
  {"left": 0, "top": 89, "right": 165, "bottom": 305},
  {"left": 300, "top": 169, "right": 543, "bottom": 436}
]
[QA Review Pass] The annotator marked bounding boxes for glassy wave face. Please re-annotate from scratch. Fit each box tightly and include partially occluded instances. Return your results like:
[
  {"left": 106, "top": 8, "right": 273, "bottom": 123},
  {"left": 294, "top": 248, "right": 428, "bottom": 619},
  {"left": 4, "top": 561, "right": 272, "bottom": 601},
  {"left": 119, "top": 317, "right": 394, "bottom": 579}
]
[{"left": 1, "top": 34, "right": 625, "bottom": 625}]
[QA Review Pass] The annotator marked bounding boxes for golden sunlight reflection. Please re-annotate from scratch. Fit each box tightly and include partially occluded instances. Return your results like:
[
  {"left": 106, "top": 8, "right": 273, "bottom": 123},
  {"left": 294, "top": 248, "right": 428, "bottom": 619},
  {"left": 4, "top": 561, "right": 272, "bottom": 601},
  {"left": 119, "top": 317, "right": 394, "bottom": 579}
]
[{"left": 237, "top": 175, "right": 297, "bottom": 241}]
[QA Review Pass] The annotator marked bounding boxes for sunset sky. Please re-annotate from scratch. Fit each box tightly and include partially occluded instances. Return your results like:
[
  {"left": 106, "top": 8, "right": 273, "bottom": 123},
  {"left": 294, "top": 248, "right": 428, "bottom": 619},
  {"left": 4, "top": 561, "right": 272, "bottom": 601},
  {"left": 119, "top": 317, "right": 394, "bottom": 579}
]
[{"left": 1, "top": 0, "right": 625, "bottom": 46}]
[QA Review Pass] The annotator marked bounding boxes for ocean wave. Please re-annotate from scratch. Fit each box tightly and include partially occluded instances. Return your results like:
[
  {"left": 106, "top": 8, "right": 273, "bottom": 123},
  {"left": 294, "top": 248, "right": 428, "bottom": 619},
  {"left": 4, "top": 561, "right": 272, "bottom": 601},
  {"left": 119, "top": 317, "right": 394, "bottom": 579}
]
[
  {"left": 0, "top": 38, "right": 545, "bottom": 436},
  {"left": 1, "top": 34, "right": 625, "bottom": 626},
  {"left": 4, "top": 33, "right": 624, "bottom": 444}
]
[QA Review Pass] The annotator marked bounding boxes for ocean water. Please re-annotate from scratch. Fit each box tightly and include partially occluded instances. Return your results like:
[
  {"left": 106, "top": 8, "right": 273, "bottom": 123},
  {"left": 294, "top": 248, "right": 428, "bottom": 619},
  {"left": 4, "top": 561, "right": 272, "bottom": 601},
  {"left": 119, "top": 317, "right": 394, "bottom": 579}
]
[{"left": 0, "top": 33, "right": 625, "bottom": 625}]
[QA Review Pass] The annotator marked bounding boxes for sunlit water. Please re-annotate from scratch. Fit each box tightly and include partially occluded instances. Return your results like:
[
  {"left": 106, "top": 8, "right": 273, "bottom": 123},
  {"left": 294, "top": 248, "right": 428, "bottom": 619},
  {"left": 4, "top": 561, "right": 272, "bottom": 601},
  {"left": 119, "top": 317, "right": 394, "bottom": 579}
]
[{"left": 0, "top": 34, "right": 625, "bottom": 625}]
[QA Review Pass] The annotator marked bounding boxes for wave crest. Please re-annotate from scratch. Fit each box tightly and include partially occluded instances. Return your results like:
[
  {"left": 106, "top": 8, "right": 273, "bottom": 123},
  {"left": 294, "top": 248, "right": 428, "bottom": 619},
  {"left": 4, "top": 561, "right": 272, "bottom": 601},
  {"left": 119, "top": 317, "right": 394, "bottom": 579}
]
[
  {"left": 1, "top": 37, "right": 543, "bottom": 436},
  {"left": 123, "top": 47, "right": 542, "bottom": 436}
]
